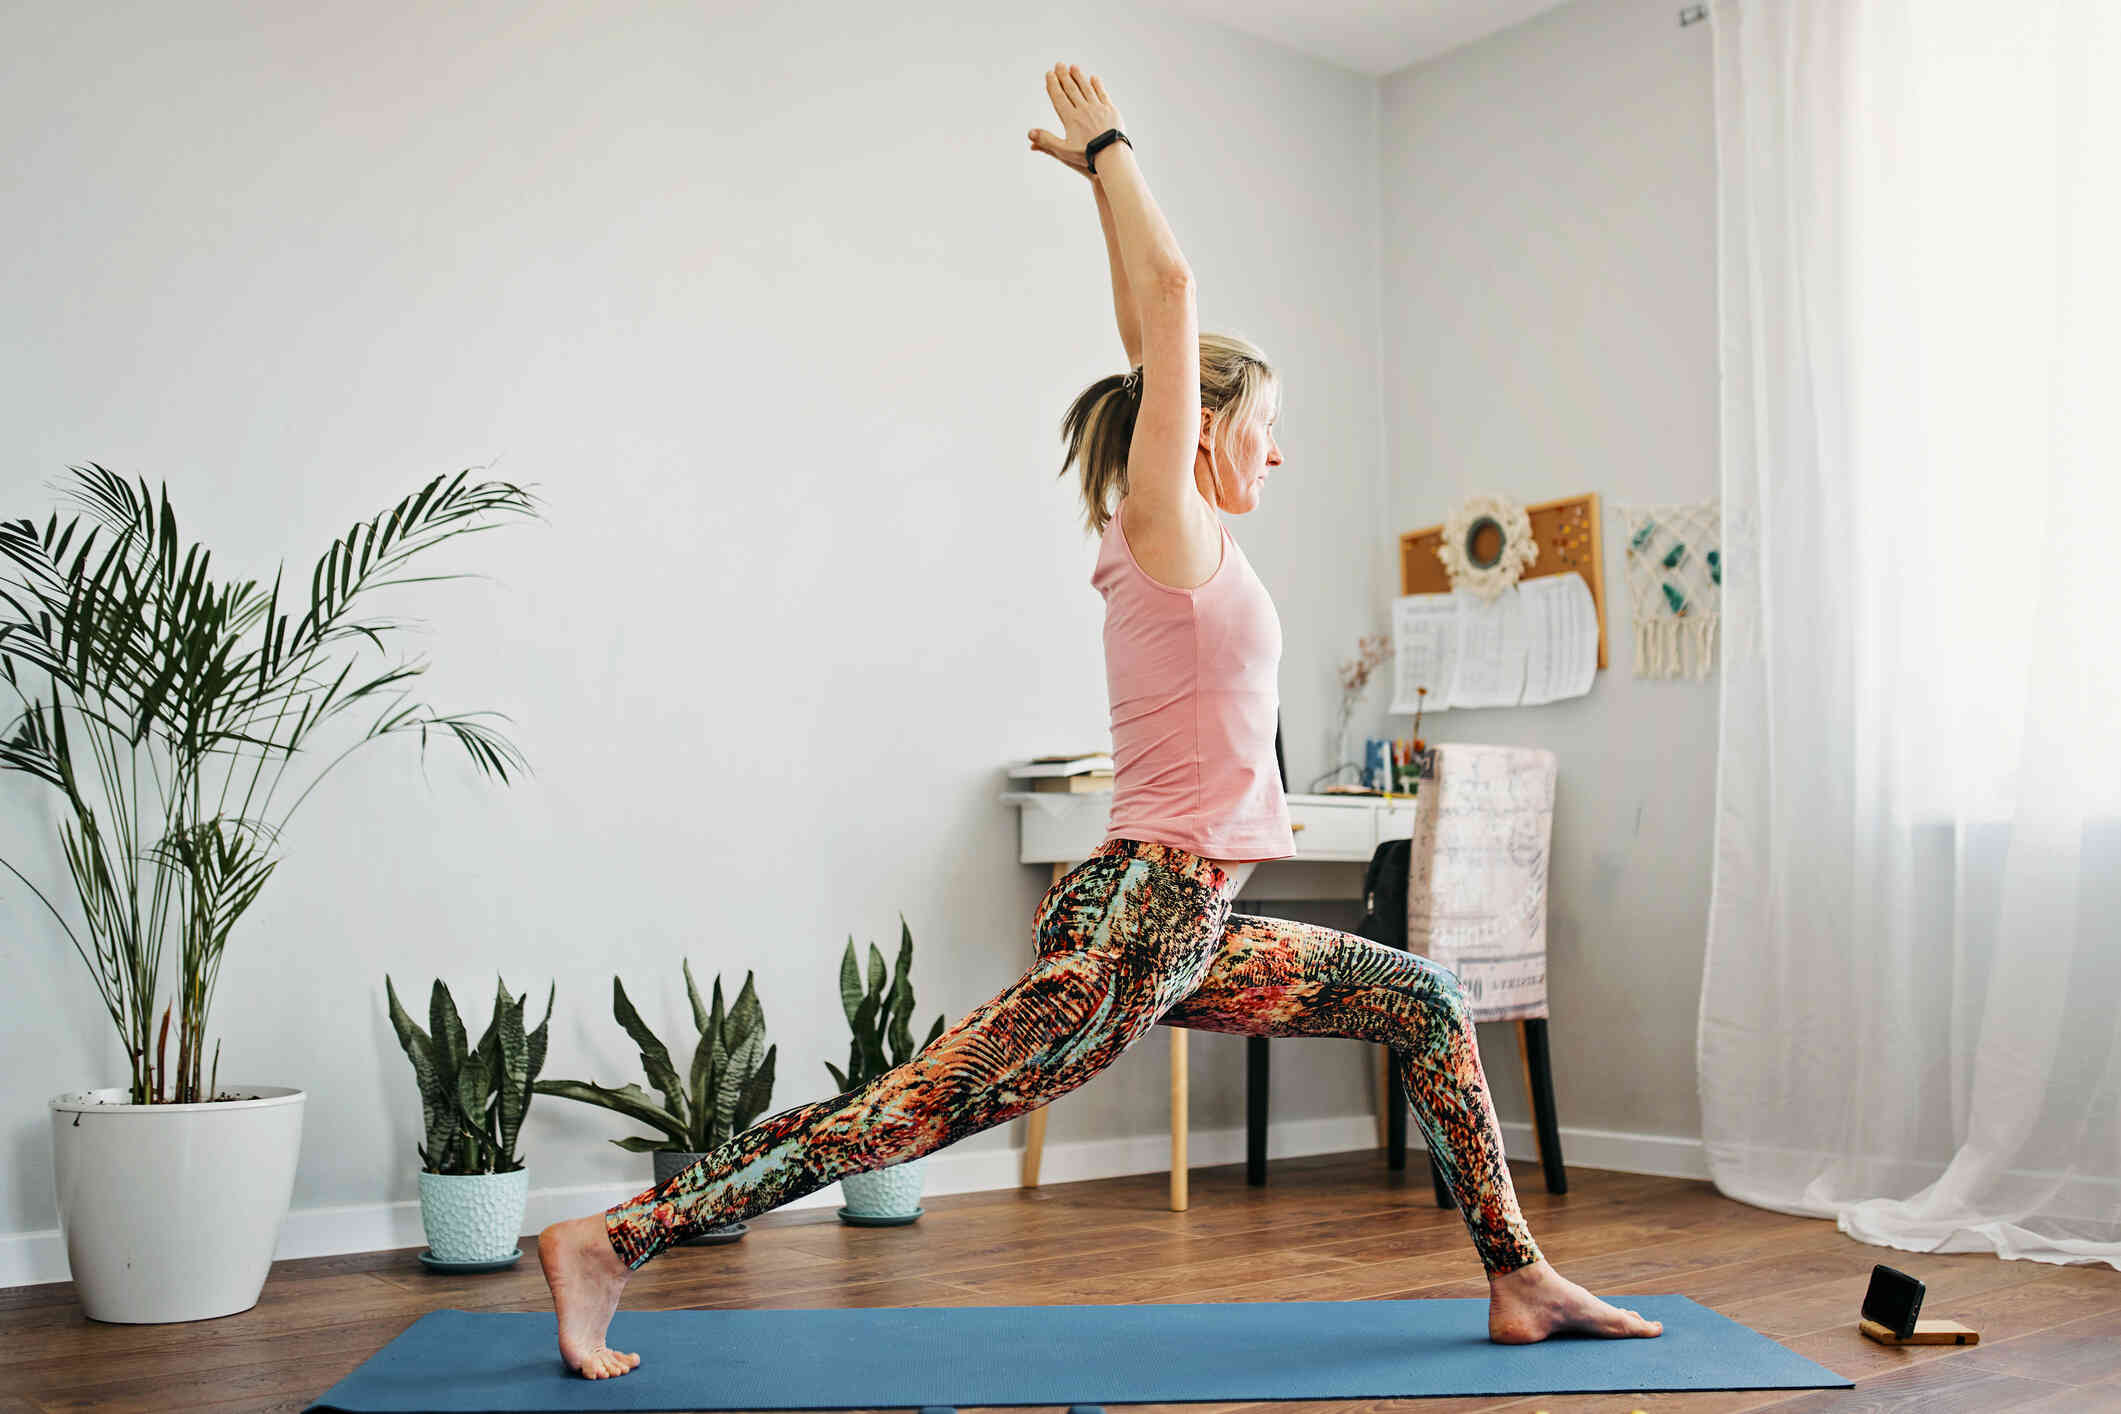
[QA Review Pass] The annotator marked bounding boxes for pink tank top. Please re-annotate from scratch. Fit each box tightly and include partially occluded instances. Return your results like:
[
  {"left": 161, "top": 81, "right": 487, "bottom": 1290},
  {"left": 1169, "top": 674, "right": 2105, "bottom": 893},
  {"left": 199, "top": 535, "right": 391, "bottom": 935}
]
[{"left": 1092, "top": 501, "right": 1296, "bottom": 862}]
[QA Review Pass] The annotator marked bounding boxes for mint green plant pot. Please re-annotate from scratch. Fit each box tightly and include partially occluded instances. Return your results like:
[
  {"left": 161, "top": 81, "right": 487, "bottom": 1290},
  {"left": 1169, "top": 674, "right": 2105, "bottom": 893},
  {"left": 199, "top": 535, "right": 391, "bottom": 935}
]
[{"left": 839, "top": 1154, "right": 926, "bottom": 1220}]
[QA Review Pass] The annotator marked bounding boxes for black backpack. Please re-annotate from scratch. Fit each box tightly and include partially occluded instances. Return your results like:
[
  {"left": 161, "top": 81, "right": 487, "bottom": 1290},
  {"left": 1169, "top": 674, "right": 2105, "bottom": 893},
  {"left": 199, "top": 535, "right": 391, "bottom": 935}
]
[{"left": 1355, "top": 837, "right": 1413, "bottom": 952}]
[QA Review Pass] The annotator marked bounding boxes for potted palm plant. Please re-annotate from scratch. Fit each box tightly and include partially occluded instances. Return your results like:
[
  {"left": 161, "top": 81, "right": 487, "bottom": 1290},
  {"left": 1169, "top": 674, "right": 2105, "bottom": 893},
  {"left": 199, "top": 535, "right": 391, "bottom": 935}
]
[
  {"left": 2, "top": 462, "right": 537, "bottom": 1322},
  {"left": 534, "top": 962, "right": 778, "bottom": 1244},
  {"left": 830, "top": 916, "right": 947, "bottom": 1225},
  {"left": 385, "top": 974, "right": 554, "bottom": 1267}
]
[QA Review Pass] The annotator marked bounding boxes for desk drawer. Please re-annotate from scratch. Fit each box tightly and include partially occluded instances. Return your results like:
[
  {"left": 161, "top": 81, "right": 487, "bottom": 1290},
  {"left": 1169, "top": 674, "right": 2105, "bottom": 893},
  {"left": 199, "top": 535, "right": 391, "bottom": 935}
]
[
  {"left": 1006, "top": 791, "right": 1112, "bottom": 862},
  {"left": 1377, "top": 805, "right": 1416, "bottom": 842},
  {"left": 1286, "top": 801, "right": 1375, "bottom": 859}
]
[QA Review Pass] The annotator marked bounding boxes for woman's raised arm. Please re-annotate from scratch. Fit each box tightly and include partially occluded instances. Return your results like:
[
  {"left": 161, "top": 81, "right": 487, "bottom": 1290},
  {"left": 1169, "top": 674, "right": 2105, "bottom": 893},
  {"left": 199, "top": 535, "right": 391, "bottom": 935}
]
[
  {"left": 1030, "top": 63, "right": 1201, "bottom": 515},
  {"left": 1095, "top": 181, "right": 1144, "bottom": 368}
]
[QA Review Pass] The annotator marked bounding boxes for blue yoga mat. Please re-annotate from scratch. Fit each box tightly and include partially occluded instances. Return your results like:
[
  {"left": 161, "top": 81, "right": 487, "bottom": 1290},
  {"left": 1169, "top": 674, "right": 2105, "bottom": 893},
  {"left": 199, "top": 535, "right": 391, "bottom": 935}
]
[{"left": 305, "top": 1296, "right": 1849, "bottom": 1411}]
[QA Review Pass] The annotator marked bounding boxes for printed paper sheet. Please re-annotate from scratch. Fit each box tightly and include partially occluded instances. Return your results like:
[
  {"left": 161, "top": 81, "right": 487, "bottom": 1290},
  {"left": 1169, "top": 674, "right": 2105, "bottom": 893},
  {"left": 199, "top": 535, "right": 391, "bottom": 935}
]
[{"left": 1388, "top": 574, "right": 1598, "bottom": 712}]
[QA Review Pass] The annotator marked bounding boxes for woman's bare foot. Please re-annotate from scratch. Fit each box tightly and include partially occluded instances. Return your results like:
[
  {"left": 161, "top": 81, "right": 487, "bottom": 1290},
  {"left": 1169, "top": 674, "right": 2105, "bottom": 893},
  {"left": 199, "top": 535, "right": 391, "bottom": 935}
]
[
  {"left": 1486, "top": 1257, "right": 1664, "bottom": 1343},
  {"left": 536, "top": 1215, "right": 641, "bottom": 1379}
]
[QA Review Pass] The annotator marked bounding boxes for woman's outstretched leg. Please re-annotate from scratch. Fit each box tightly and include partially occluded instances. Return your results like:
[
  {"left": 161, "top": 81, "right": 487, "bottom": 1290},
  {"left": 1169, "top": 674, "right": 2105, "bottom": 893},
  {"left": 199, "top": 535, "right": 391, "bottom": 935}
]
[
  {"left": 539, "top": 838, "right": 1241, "bottom": 1378},
  {"left": 1157, "top": 910, "right": 1662, "bottom": 1342},
  {"left": 599, "top": 940, "right": 1174, "bottom": 1268}
]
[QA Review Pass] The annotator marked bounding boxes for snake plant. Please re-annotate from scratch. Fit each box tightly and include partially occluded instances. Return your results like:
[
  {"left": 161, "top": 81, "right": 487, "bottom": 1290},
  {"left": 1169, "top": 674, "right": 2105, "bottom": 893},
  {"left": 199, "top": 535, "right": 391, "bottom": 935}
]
[
  {"left": 533, "top": 962, "right": 778, "bottom": 1154},
  {"left": 385, "top": 973, "right": 554, "bottom": 1175},
  {"left": 827, "top": 914, "right": 947, "bottom": 1094}
]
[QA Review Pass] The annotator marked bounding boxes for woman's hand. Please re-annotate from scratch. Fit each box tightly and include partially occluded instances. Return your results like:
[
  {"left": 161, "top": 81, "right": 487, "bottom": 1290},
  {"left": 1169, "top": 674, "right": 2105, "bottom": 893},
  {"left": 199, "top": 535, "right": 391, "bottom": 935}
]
[{"left": 1028, "top": 62, "right": 1125, "bottom": 181}]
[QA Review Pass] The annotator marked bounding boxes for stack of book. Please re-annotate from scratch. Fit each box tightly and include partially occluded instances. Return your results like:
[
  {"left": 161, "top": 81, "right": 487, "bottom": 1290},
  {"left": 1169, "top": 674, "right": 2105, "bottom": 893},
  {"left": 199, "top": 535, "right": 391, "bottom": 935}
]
[{"left": 1008, "top": 752, "right": 1115, "bottom": 794}]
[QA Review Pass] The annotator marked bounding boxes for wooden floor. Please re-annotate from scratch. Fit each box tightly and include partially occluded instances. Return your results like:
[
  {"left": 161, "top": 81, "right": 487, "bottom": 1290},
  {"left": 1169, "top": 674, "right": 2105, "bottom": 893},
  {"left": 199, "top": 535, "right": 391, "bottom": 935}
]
[{"left": 5, "top": 1150, "right": 2120, "bottom": 1413}]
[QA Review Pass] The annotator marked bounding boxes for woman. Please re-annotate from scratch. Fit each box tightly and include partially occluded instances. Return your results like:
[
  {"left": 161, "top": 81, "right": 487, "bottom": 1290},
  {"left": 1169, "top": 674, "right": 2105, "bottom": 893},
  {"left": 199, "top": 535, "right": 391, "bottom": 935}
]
[{"left": 535, "top": 62, "right": 1663, "bottom": 1381}]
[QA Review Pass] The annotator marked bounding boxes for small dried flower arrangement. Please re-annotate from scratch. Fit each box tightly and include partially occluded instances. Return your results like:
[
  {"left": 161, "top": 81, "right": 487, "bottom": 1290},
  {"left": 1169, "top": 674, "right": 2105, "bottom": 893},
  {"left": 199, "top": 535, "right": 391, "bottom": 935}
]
[
  {"left": 1321, "top": 632, "right": 1394, "bottom": 788},
  {"left": 1335, "top": 632, "right": 1391, "bottom": 737}
]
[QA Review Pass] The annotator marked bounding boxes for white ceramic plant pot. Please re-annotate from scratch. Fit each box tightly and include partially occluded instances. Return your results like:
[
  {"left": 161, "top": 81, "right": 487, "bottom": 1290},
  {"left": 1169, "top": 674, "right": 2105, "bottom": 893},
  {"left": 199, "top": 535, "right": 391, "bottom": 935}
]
[
  {"left": 840, "top": 1154, "right": 926, "bottom": 1218},
  {"left": 49, "top": 1084, "right": 305, "bottom": 1324},
  {"left": 417, "top": 1168, "right": 530, "bottom": 1262}
]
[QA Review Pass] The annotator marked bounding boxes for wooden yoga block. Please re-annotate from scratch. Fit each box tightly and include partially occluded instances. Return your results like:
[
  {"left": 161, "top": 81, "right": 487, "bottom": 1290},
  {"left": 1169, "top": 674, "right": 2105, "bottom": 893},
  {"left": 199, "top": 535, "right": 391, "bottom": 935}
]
[{"left": 1858, "top": 1317, "right": 1980, "bottom": 1346}]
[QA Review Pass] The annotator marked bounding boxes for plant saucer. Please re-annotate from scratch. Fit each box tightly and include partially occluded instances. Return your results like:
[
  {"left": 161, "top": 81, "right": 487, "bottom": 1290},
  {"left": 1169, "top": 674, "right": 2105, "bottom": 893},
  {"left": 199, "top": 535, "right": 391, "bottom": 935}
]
[
  {"left": 837, "top": 1206, "right": 923, "bottom": 1226},
  {"left": 678, "top": 1221, "right": 748, "bottom": 1246},
  {"left": 418, "top": 1245, "right": 524, "bottom": 1273}
]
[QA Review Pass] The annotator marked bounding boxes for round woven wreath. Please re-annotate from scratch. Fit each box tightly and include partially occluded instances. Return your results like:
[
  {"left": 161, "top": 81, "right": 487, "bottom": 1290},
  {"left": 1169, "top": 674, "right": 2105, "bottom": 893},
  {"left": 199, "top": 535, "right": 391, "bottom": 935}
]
[{"left": 1436, "top": 492, "right": 1538, "bottom": 599}]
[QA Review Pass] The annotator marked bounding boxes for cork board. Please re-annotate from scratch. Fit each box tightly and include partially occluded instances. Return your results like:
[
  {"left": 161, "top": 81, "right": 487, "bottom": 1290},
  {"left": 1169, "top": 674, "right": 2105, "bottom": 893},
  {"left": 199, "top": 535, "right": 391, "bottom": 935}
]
[{"left": 1398, "top": 491, "right": 1609, "bottom": 670}]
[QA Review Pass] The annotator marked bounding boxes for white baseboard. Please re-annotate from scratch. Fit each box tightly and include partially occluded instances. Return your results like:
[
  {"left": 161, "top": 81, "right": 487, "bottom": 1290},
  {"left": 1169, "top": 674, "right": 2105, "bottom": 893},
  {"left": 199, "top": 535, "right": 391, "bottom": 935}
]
[{"left": 0, "top": 1115, "right": 1709, "bottom": 1291}]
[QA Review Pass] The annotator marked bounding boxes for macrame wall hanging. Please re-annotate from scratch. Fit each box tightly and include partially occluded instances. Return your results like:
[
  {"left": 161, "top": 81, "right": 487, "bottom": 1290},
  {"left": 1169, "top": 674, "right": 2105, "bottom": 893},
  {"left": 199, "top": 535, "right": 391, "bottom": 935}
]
[
  {"left": 1436, "top": 493, "right": 1537, "bottom": 599},
  {"left": 1614, "top": 501, "right": 1722, "bottom": 679}
]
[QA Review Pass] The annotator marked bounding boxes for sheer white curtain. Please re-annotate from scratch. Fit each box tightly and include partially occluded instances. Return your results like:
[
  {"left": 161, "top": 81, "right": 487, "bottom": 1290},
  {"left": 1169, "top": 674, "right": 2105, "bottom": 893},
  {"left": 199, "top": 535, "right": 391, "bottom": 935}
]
[{"left": 1703, "top": 0, "right": 2121, "bottom": 1267}]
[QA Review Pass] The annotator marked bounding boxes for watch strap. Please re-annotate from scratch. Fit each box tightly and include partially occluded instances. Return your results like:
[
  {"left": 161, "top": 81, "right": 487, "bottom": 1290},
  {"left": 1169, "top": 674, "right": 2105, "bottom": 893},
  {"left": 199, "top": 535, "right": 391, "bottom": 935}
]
[{"left": 1085, "top": 128, "right": 1131, "bottom": 175}]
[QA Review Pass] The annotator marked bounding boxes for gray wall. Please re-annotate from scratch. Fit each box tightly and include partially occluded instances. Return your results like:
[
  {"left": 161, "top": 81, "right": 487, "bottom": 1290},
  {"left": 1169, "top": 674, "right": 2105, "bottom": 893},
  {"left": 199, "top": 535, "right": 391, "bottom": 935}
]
[
  {"left": 0, "top": 0, "right": 1386, "bottom": 1243},
  {"left": 1, "top": 0, "right": 1719, "bottom": 1259},
  {"left": 1366, "top": 0, "right": 1719, "bottom": 1141}
]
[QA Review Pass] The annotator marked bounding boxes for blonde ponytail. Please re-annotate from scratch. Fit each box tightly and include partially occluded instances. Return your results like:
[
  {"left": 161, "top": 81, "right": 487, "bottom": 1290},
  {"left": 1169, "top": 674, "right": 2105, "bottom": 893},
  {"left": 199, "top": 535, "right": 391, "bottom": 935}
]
[{"left": 1056, "top": 331, "right": 1280, "bottom": 535}]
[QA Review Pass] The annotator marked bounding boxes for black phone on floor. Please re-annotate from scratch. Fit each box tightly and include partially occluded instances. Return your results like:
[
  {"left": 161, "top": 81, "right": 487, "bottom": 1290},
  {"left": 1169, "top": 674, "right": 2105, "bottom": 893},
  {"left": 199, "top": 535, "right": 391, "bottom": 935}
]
[{"left": 1861, "top": 1263, "right": 1925, "bottom": 1340}]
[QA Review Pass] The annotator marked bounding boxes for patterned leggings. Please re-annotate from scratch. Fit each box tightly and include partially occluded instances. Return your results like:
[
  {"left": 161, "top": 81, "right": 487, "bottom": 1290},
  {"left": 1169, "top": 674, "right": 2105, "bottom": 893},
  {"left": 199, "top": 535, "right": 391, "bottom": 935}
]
[{"left": 603, "top": 837, "right": 1544, "bottom": 1276}]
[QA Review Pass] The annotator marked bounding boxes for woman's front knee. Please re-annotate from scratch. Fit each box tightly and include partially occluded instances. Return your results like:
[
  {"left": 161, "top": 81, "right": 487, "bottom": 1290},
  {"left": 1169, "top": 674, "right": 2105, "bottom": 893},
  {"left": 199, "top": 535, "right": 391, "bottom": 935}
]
[
  {"left": 1438, "top": 973, "right": 1479, "bottom": 1033},
  {"left": 1400, "top": 957, "right": 1475, "bottom": 1033}
]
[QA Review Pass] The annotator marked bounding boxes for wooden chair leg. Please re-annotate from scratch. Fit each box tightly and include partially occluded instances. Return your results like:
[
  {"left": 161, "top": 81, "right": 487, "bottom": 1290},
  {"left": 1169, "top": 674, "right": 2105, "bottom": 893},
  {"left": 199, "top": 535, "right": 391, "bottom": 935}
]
[
  {"left": 1170, "top": 1027, "right": 1188, "bottom": 1210},
  {"left": 1021, "top": 1105, "right": 1046, "bottom": 1187},
  {"left": 1020, "top": 860, "right": 1073, "bottom": 1191},
  {"left": 1373, "top": 1046, "right": 1391, "bottom": 1152}
]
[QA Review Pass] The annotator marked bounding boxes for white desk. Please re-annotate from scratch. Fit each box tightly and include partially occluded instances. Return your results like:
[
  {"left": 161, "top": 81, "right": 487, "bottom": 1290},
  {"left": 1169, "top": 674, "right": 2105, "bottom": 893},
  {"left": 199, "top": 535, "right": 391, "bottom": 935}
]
[
  {"left": 1001, "top": 789, "right": 1417, "bottom": 869},
  {"left": 999, "top": 790, "right": 1414, "bottom": 1208}
]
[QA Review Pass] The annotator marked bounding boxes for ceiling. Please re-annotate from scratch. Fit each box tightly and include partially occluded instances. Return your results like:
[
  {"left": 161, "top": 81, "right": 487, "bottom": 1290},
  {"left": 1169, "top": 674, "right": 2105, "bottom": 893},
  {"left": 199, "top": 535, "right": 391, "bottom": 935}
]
[{"left": 1139, "top": 0, "right": 1578, "bottom": 78}]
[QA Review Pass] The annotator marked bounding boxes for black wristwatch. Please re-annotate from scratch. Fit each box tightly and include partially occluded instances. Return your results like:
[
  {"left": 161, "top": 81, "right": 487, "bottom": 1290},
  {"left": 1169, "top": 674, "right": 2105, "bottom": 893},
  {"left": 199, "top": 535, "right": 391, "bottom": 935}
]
[{"left": 1085, "top": 128, "right": 1131, "bottom": 176}]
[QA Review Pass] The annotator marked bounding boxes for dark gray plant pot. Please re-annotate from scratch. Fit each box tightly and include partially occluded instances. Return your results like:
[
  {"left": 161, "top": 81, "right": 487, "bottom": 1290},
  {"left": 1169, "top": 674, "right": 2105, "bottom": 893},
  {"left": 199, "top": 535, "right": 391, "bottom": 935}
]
[{"left": 651, "top": 1150, "right": 748, "bottom": 1244}]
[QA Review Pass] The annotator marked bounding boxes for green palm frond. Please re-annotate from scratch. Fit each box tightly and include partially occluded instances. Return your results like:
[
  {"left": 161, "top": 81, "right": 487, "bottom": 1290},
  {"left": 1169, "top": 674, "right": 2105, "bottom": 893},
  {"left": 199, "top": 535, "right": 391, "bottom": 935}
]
[{"left": 3, "top": 462, "right": 541, "bottom": 1104}]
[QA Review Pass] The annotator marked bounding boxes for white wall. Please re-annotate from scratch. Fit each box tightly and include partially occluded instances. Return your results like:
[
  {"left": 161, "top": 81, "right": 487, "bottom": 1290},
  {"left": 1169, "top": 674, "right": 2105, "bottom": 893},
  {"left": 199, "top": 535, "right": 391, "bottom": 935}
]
[
  {"left": 0, "top": 0, "right": 1390, "bottom": 1259},
  {"left": 2, "top": 0, "right": 1721, "bottom": 1276},
  {"left": 1368, "top": 0, "right": 1719, "bottom": 1140}
]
